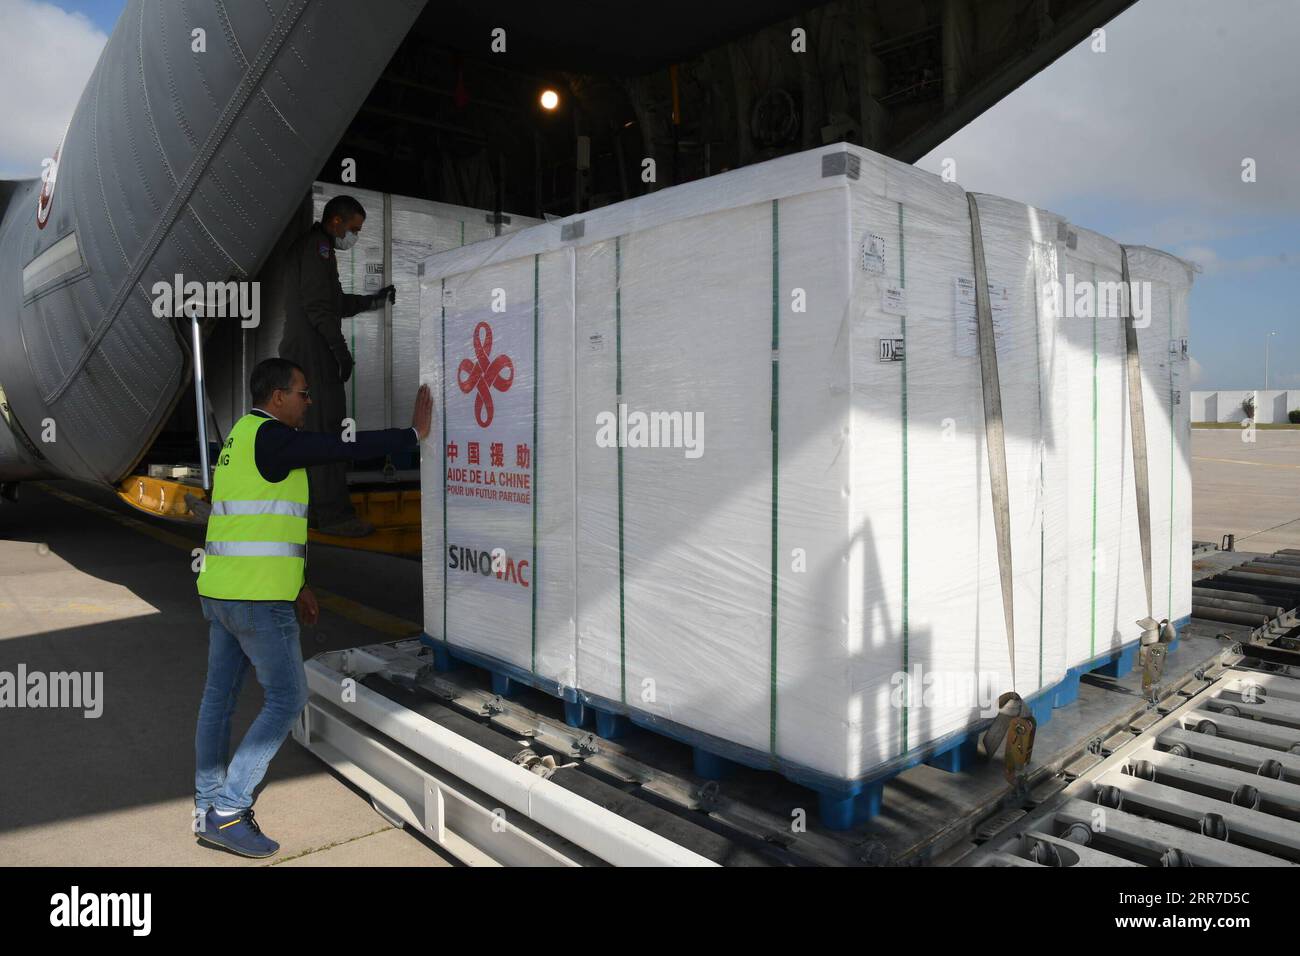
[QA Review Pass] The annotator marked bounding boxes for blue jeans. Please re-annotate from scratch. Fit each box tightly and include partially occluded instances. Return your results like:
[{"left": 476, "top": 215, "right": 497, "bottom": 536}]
[{"left": 195, "top": 597, "right": 309, "bottom": 814}]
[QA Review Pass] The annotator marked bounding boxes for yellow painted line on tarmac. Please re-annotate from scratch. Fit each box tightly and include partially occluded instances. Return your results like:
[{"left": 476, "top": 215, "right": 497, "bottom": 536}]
[
  {"left": 314, "top": 591, "right": 418, "bottom": 637},
  {"left": 1193, "top": 457, "right": 1300, "bottom": 469},
  {"left": 32, "top": 482, "right": 418, "bottom": 636}
]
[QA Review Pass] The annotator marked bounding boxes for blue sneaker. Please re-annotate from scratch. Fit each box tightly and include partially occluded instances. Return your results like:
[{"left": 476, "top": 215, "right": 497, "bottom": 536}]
[{"left": 196, "top": 807, "right": 280, "bottom": 859}]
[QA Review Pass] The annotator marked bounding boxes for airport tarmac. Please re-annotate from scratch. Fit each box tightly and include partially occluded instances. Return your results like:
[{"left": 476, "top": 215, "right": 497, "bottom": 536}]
[
  {"left": 0, "top": 480, "right": 452, "bottom": 867},
  {"left": 1192, "top": 427, "right": 1300, "bottom": 554}
]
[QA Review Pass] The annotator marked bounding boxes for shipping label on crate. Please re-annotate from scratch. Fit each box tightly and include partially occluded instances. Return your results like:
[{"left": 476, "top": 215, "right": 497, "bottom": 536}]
[
  {"left": 953, "top": 276, "right": 1010, "bottom": 357},
  {"left": 364, "top": 261, "right": 384, "bottom": 291},
  {"left": 862, "top": 233, "right": 886, "bottom": 274},
  {"left": 881, "top": 285, "right": 907, "bottom": 316},
  {"left": 442, "top": 303, "right": 536, "bottom": 605}
]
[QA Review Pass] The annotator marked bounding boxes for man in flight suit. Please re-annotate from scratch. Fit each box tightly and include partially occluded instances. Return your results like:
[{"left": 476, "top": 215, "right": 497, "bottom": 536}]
[{"left": 279, "top": 194, "right": 396, "bottom": 537}]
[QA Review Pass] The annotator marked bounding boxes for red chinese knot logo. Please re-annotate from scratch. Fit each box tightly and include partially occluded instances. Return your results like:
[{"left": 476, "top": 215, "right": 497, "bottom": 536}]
[{"left": 457, "top": 321, "right": 514, "bottom": 428}]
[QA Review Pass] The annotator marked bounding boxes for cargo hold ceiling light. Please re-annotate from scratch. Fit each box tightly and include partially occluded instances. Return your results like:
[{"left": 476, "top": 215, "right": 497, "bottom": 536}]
[{"left": 539, "top": 88, "right": 559, "bottom": 111}]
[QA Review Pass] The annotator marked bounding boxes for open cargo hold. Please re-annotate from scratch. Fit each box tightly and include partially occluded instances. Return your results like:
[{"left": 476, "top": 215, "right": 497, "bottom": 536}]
[
  {"left": 207, "top": 183, "right": 538, "bottom": 440},
  {"left": 416, "top": 143, "right": 1193, "bottom": 820}
]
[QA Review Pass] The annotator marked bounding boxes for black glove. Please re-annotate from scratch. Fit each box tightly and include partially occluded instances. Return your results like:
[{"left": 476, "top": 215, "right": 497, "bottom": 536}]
[
  {"left": 336, "top": 351, "right": 354, "bottom": 383},
  {"left": 371, "top": 285, "right": 396, "bottom": 308}
]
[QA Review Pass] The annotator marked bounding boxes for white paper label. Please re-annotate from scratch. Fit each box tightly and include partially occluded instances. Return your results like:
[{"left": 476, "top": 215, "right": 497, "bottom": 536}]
[
  {"left": 882, "top": 285, "right": 907, "bottom": 316},
  {"left": 588, "top": 333, "right": 604, "bottom": 352},
  {"left": 954, "top": 276, "right": 1010, "bottom": 357},
  {"left": 862, "top": 233, "right": 886, "bottom": 274}
]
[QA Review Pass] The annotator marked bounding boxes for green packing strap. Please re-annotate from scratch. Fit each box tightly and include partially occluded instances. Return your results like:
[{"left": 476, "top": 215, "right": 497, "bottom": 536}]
[
  {"left": 616, "top": 236, "right": 627, "bottom": 705},
  {"left": 769, "top": 199, "right": 780, "bottom": 757},
  {"left": 531, "top": 253, "right": 540, "bottom": 674},
  {"left": 440, "top": 277, "right": 448, "bottom": 640},
  {"left": 898, "top": 201, "right": 910, "bottom": 755}
]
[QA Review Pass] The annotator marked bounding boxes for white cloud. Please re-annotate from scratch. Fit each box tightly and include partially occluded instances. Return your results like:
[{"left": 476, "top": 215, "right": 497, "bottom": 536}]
[
  {"left": 0, "top": 0, "right": 108, "bottom": 178},
  {"left": 917, "top": 0, "right": 1300, "bottom": 220},
  {"left": 1177, "top": 243, "right": 1296, "bottom": 276}
]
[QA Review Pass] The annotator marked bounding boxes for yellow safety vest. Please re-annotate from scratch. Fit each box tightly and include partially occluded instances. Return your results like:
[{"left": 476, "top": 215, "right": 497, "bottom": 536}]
[{"left": 196, "top": 413, "right": 308, "bottom": 601}]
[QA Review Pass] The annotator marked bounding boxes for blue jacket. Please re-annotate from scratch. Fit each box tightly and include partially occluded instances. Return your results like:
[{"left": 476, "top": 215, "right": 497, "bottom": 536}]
[{"left": 247, "top": 409, "right": 417, "bottom": 483}]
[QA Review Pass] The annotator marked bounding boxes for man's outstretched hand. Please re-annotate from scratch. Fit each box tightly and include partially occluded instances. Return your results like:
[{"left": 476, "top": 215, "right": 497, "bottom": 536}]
[
  {"left": 411, "top": 384, "right": 434, "bottom": 441},
  {"left": 370, "top": 285, "right": 396, "bottom": 309}
]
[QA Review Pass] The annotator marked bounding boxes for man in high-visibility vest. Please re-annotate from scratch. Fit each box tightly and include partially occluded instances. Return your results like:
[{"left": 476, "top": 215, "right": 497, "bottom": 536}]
[{"left": 193, "top": 357, "right": 433, "bottom": 858}]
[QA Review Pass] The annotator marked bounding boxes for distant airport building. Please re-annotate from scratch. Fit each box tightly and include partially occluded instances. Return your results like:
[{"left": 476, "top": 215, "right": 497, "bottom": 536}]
[{"left": 1191, "top": 390, "right": 1300, "bottom": 423}]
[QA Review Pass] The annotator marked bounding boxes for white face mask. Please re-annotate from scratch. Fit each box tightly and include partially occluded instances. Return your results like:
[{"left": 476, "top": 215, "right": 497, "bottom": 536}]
[{"left": 334, "top": 230, "right": 359, "bottom": 251}]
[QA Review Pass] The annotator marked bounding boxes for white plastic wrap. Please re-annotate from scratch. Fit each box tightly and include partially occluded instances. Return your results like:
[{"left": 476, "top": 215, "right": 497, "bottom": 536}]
[{"left": 417, "top": 144, "right": 1194, "bottom": 786}]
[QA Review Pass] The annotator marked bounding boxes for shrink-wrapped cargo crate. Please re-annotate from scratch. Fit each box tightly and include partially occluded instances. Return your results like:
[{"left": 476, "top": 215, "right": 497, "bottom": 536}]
[
  {"left": 417, "top": 144, "right": 1193, "bottom": 822},
  {"left": 1057, "top": 228, "right": 1193, "bottom": 685}
]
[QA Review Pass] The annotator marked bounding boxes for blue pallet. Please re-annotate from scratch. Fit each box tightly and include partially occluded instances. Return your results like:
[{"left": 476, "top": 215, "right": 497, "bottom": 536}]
[
  {"left": 420, "top": 617, "right": 1190, "bottom": 830},
  {"left": 805, "top": 617, "right": 1187, "bottom": 827},
  {"left": 1051, "top": 616, "right": 1189, "bottom": 709},
  {"left": 419, "top": 632, "right": 1079, "bottom": 831},
  {"left": 422, "top": 635, "right": 578, "bottom": 703}
]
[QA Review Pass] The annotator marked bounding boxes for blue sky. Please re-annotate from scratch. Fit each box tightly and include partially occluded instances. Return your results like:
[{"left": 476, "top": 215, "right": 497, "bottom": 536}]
[
  {"left": 919, "top": 0, "right": 1299, "bottom": 391},
  {"left": 2, "top": 0, "right": 1296, "bottom": 389},
  {"left": 45, "top": 0, "right": 117, "bottom": 31}
]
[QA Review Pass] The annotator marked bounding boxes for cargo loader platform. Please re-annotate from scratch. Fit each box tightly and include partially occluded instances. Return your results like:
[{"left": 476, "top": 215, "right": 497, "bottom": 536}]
[
  {"left": 960, "top": 653, "right": 1300, "bottom": 866},
  {"left": 295, "top": 630, "right": 1233, "bottom": 865},
  {"left": 415, "top": 621, "right": 1193, "bottom": 832},
  {"left": 294, "top": 547, "right": 1300, "bottom": 866},
  {"left": 115, "top": 473, "right": 422, "bottom": 556}
]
